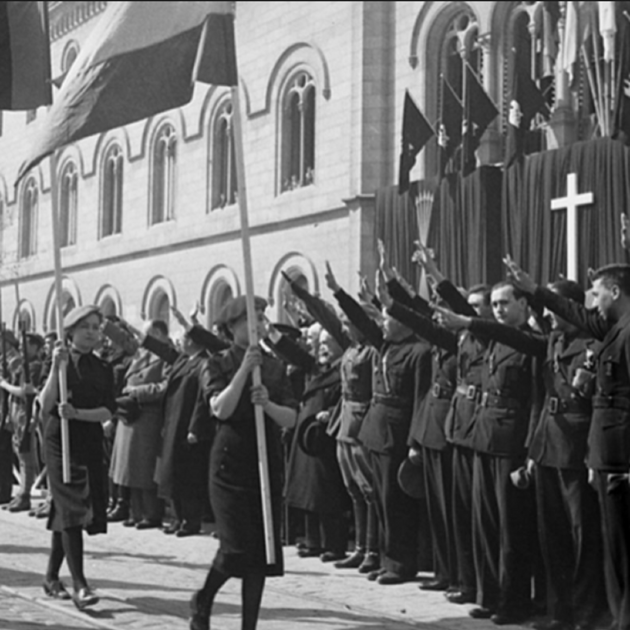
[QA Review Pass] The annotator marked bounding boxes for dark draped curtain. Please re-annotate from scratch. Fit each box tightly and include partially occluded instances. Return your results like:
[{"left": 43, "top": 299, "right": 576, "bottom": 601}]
[
  {"left": 502, "top": 137, "right": 630, "bottom": 286},
  {"left": 375, "top": 180, "right": 437, "bottom": 291},
  {"left": 427, "top": 165, "right": 503, "bottom": 288}
]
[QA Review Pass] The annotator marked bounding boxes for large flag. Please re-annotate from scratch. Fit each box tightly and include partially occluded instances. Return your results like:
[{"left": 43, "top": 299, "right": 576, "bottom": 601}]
[
  {"left": 0, "top": 1, "right": 52, "bottom": 110},
  {"left": 542, "top": 1, "right": 561, "bottom": 77},
  {"left": 398, "top": 90, "right": 434, "bottom": 194},
  {"left": 614, "top": 1, "right": 630, "bottom": 144},
  {"left": 438, "top": 77, "right": 463, "bottom": 177},
  {"left": 505, "top": 65, "right": 549, "bottom": 167},
  {"left": 18, "top": 1, "right": 236, "bottom": 181},
  {"left": 462, "top": 65, "right": 498, "bottom": 177}
]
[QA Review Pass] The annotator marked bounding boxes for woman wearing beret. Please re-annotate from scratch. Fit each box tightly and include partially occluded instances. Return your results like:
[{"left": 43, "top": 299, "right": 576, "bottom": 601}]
[
  {"left": 190, "top": 295, "right": 298, "bottom": 630},
  {"left": 38, "top": 305, "right": 116, "bottom": 610}
]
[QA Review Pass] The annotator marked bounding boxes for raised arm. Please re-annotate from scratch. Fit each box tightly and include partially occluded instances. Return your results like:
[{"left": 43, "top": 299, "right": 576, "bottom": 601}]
[
  {"left": 326, "top": 261, "right": 383, "bottom": 349},
  {"left": 504, "top": 255, "right": 609, "bottom": 340},
  {"left": 282, "top": 271, "right": 349, "bottom": 350}
]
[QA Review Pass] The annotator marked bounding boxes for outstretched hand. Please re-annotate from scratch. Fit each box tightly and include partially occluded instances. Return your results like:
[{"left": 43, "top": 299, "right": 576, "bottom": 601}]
[
  {"left": 376, "top": 269, "right": 393, "bottom": 309},
  {"left": 170, "top": 305, "right": 191, "bottom": 331},
  {"left": 412, "top": 240, "right": 442, "bottom": 282},
  {"left": 357, "top": 272, "right": 375, "bottom": 303},
  {"left": 324, "top": 261, "right": 340, "bottom": 293},
  {"left": 432, "top": 305, "right": 471, "bottom": 330},
  {"left": 377, "top": 239, "right": 395, "bottom": 281},
  {"left": 503, "top": 254, "right": 537, "bottom": 294}
]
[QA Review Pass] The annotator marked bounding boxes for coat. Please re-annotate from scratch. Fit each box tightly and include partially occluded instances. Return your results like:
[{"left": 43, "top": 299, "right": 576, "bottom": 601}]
[
  {"left": 109, "top": 349, "right": 169, "bottom": 488},
  {"left": 285, "top": 362, "right": 349, "bottom": 515}
]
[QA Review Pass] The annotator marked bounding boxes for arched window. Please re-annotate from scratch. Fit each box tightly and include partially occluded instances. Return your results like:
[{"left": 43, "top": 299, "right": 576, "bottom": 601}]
[
  {"left": 151, "top": 124, "right": 176, "bottom": 224},
  {"left": 62, "top": 42, "right": 79, "bottom": 74},
  {"left": 49, "top": 291, "right": 77, "bottom": 332},
  {"left": 59, "top": 161, "right": 78, "bottom": 247},
  {"left": 149, "top": 289, "right": 170, "bottom": 325},
  {"left": 19, "top": 178, "right": 38, "bottom": 259},
  {"left": 503, "top": 2, "right": 553, "bottom": 153},
  {"left": 99, "top": 296, "right": 117, "bottom": 318},
  {"left": 277, "top": 267, "right": 309, "bottom": 326},
  {"left": 280, "top": 71, "right": 316, "bottom": 193},
  {"left": 208, "top": 280, "right": 234, "bottom": 326},
  {"left": 101, "top": 143, "right": 123, "bottom": 238},
  {"left": 211, "top": 101, "right": 237, "bottom": 210}
]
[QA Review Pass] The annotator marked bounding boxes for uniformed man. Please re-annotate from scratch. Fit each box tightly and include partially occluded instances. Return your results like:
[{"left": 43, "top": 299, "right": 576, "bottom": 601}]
[
  {"left": 439, "top": 278, "right": 607, "bottom": 630},
  {"left": 379, "top": 278, "right": 458, "bottom": 594},
  {"left": 441, "top": 280, "right": 538, "bottom": 624},
  {"left": 326, "top": 262, "right": 432, "bottom": 585},
  {"left": 506, "top": 258, "right": 630, "bottom": 630}
]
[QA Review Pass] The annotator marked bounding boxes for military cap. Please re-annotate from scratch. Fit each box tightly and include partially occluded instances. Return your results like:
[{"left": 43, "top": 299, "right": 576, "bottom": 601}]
[
  {"left": 25, "top": 333, "right": 45, "bottom": 348},
  {"left": 217, "top": 295, "right": 267, "bottom": 326},
  {"left": 296, "top": 415, "right": 329, "bottom": 457},
  {"left": 63, "top": 305, "right": 102, "bottom": 331},
  {"left": 397, "top": 456, "right": 425, "bottom": 499}
]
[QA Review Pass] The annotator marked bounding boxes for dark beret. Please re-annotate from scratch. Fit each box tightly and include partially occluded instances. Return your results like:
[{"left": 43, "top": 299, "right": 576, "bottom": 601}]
[
  {"left": 1, "top": 329, "right": 18, "bottom": 349},
  {"left": 63, "top": 305, "right": 102, "bottom": 331},
  {"left": 217, "top": 295, "right": 267, "bottom": 326},
  {"left": 25, "top": 333, "right": 45, "bottom": 348}
]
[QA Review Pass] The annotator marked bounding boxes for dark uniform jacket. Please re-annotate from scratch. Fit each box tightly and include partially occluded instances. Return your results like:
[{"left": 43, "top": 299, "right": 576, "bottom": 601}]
[
  {"left": 535, "top": 286, "right": 630, "bottom": 472},
  {"left": 468, "top": 317, "right": 596, "bottom": 469},
  {"left": 334, "top": 288, "right": 432, "bottom": 455},
  {"left": 387, "top": 300, "right": 457, "bottom": 452},
  {"left": 469, "top": 319, "right": 537, "bottom": 458}
]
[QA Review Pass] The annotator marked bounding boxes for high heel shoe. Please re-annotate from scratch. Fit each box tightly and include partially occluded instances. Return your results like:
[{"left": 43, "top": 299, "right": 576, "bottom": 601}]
[
  {"left": 42, "top": 578, "right": 71, "bottom": 600},
  {"left": 72, "top": 586, "right": 99, "bottom": 611}
]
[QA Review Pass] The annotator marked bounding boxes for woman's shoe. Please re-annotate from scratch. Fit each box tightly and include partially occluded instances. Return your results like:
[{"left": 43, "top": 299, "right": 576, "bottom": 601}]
[
  {"left": 71, "top": 586, "right": 99, "bottom": 611},
  {"left": 358, "top": 552, "right": 380, "bottom": 574},
  {"left": 189, "top": 591, "right": 210, "bottom": 630},
  {"left": 42, "top": 578, "right": 71, "bottom": 600},
  {"left": 136, "top": 518, "right": 162, "bottom": 530}
]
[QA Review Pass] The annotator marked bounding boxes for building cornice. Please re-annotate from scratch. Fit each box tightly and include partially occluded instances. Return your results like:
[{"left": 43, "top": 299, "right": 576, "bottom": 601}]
[{"left": 49, "top": 1, "right": 108, "bottom": 42}]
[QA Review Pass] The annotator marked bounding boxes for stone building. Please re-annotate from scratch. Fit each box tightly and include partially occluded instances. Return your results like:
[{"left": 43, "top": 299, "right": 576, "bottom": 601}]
[{"left": 0, "top": 1, "right": 601, "bottom": 334}]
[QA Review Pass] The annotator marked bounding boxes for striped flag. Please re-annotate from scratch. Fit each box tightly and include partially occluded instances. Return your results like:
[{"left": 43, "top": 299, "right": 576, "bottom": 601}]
[
  {"left": 18, "top": 1, "right": 236, "bottom": 181},
  {"left": 0, "top": 1, "right": 52, "bottom": 110}
]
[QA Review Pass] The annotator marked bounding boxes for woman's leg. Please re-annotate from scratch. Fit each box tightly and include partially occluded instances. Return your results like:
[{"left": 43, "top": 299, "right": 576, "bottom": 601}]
[
  {"left": 45, "top": 532, "right": 65, "bottom": 581},
  {"left": 241, "top": 570, "right": 265, "bottom": 630},
  {"left": 61, "top": 526, "right": 87, "bottom": 591},
  {"left": 191, "top": 564, "right": 230, "bottom": 629}
]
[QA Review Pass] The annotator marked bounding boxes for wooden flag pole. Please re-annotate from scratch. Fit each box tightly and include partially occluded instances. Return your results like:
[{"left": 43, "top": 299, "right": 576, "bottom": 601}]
[
  {"left": 230, "top": 84, "right": 276, "bottom": 565},
  {"left": 581, "top": 45, "right": 603, "bottom": 135},
  {"left": 591, "top": 28, "right": 608, "bottom": 135},
  {"left": 48, "top": 152, "right": 71, "bottom": 483}
]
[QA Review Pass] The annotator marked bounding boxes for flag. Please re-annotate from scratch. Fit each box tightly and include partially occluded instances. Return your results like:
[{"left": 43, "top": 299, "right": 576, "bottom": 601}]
[
  {"left": 505, "top": 64, "right": 549, "bottom": 167},
  {"left": 462, "top": 65, "right": 498, "bottom": 177},
  {"left": 0, "top": 1, "right": 52, "bottom": 110},
  {"left": 438, "top": 77, "right": 463, "bottom": 177},
  {"left": 398, "top": 91, "right": 434, "bottom": 194},
  {"left": 613, "top": 2, "right": 630, "bottom": 144},
  {"left": 18, "top": 1, "right": 236, "bottom": 181},
  {"left": 559, "top": 1, "right": 597, "bottom": 87},
  {"left": 542, "top": 1, "right": 561, "bottom": 77},
  {"left": 598, "top": 1, "right": 616, "bottom": 62}
]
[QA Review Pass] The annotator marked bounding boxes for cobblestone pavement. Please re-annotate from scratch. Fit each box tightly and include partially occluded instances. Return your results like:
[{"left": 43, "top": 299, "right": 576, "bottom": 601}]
[{"left": 0, "top": 496, "right": 511, "bottom": 630}]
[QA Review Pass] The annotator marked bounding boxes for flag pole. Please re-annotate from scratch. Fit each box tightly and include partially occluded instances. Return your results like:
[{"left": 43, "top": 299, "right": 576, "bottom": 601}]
[
  {"left": 230, "top": 83, "right": 276, "bottom": 565},
  {"left": 581, "top": 45, "right": 603, "bottom": 136},
  {"left": 48, "top": 152, "right": 71, "bottom": 484}
]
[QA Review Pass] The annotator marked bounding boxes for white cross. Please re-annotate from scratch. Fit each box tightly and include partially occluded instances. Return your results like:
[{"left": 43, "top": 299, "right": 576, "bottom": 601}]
[{"left": 551, "top": 172, "right": 594, "bottom": 281}]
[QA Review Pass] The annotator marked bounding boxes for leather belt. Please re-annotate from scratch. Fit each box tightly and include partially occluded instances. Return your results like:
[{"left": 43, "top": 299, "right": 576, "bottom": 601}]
[
  {"left": 372, "top": 393, "right": 412, "bottom": 409},
  {"left": 480, "top": 392, "right": 521, "bottom": 410},
  {"left": 547, "top": 396, "right": 588, "bottom": 415},
  {"left": 456, "top": 384, "right": 480, "bottom": 401},
  {"left": 592, "top": 395, "right": 630, "bottom": 411}
]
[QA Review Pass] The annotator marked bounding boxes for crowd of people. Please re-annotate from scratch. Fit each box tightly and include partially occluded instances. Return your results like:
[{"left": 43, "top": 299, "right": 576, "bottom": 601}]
[{"left": 1, "top": 220, "right": 630, "bottom": 630}]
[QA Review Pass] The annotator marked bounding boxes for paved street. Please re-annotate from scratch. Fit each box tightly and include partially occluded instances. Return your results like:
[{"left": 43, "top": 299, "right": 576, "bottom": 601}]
[{"left": 0, "top": 495, "right": 508, "bottom": 630}]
